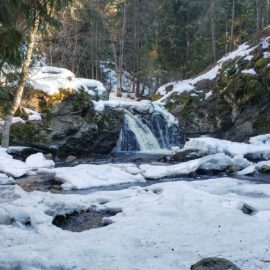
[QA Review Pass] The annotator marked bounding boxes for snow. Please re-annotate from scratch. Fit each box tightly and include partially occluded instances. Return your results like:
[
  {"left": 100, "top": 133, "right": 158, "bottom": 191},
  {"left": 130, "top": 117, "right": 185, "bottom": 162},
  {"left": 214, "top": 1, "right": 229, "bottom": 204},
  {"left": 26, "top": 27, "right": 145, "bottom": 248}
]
[
  {"left": 27, "top": 66, "right": 107, "bottom": 98},
  {"left": 242, "top": 69, "right": 257, "bottom": 75},
  {"left": 100, "top": 61, "right": 149, "bottom": 96},
  {"left": 184, "top": 137, "right": 270, "bottom": 159},
  {"left": 0, "top": 150, "right": 31, "bottom": 178},
  {"left": 156, "top": 42, "right": 257, "bottom": 103},
  {"left": 236, "top": 165, "right": 256, "bottom": 176},
  {"left": 39, "top": 163, "right": 145, "bottom": 190},
  {"left": 24, "top": 108, "right": 42, "bottom": 121},
  {"left": 25, "top": 153, "right": 55, "bottom": 169},
  {"left": 263, "top": 52, "right": 270, "bottom": 58},
  {"left": 93, "top": 99, "right": 178, "bottom": 126},
  {"left": 0, "top": 117, "right": 25, "bottom": 126},
  {"left": 0, "top": 173, "right": 15, "bottom": 185},
  {"left": 0, "top": 178, "right": 270, "bottom": 269},
  {"left": 250, "top": 134, "right": 270, "bottom": 145},
  {"left": 140, "top": 153, "right": 249, "bottom": 179},
  {"left": 205, "top": 91, "right": 212, "bottom": 99}
]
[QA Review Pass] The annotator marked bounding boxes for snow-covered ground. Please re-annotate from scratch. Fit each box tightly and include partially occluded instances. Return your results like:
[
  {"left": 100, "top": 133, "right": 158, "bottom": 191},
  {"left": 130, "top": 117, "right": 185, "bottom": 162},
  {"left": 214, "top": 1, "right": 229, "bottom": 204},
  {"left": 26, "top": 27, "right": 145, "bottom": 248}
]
[
  {"left": 1, "top": 178, "right": 270, "bottom": 269},
  {"left": 40, "top": 163, "right": 145, "bottom": 190}
]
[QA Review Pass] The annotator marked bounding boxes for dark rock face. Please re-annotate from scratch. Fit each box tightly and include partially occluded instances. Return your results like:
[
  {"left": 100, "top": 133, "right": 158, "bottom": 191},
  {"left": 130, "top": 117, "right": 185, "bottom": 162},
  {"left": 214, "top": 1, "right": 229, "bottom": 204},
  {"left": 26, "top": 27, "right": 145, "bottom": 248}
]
[
  {"left": 10, "top": 92, "right": 124, "bottom": 156},
  {"left": 164, "top": 30, "right": 270, "bottom": 142},
  {"left": 190, "top": 257, "right": 241, "bottom": 270}
]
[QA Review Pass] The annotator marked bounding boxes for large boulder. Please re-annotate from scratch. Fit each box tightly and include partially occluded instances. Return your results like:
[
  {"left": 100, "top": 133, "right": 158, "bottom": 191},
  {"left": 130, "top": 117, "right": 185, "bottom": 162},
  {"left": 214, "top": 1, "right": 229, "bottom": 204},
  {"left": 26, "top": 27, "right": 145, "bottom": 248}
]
[
  {"left": 10, "top": 92, "right": 124, "bottom": 157},
  {"left": 190, "top": 257, "right": 241, "bottom": 270}
]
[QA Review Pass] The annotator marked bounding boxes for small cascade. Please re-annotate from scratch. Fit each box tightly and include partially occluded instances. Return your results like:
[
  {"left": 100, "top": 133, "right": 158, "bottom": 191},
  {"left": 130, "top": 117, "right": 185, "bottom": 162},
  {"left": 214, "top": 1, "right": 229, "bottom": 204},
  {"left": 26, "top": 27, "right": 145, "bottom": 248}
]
[
  {"left": 116, "top": 110, "right": 184, "bottom": 153},
  {"left": 117, "top": 112, "right": 162, "bottom": 152}
]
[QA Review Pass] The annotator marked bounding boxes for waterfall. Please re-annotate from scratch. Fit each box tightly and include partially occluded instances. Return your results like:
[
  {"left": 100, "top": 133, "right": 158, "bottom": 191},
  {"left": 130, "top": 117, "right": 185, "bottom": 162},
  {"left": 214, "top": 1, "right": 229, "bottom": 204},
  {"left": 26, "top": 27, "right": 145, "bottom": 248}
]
[
  {"left": 116, "top": 111, "right": 184, "bottom": 153},
  {"left": 117, "top": 112, "right": 162, "bottom": 152}
]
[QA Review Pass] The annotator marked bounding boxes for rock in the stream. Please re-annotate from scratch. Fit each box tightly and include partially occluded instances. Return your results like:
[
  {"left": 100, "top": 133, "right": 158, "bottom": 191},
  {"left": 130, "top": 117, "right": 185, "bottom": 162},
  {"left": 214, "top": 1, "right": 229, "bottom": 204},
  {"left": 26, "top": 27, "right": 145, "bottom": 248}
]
[
  {"left": 190, "top": 257, "right": 241, "bottom": 270},
  {"left": 172, "top": 149, "right": 206, "bottom": 162},
  {"left": 260, "top": 165, "right": 270, "bottom": 173},
  {"left": 226, "top": 165, "right": 242, "bottom": 174},
  {"left": 65, "top": 155, "right": 77, "bottom": 163}
]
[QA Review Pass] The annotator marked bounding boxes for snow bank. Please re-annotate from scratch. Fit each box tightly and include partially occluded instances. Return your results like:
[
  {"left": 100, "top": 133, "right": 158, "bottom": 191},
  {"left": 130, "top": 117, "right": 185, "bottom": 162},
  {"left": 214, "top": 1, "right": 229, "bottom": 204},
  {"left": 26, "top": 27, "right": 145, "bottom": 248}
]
[
  {"left": 0, "top": 173, "right": 15, "bottom": 185},
  {"left": 40, "top": 163, "right": 145, "bottom": 190},
  {"left": 140, "top": 153, "right": 250, "bottom": 179},
  {"left": 27, "top": 66, "right": 107, "bottom": 98},
  {"left": 185, "top": 137, "right": 270, "bottom": 159},
  {"left": 0, "top": 150, "right": 31, "bottom": 178},
  {"left": 0, "top": 178, "right": 270, "bottom": 269},
  {"left": 249, "top": 134, "right": 270, "bottom": 145},
  {"left": 25, "top": 153, "right": 55, "bottom": 169}
]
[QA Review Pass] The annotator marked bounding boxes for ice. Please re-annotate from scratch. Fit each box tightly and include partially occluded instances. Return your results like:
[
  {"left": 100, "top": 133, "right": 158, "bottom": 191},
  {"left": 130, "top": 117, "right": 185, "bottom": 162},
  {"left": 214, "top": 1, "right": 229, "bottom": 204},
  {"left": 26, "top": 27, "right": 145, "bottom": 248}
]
[
  {"left": 25, "top": 153, "right": 55, "bottom": 169},
  {"left": 40, "top": 163, "right": 145, "bottom": 190},
  {"left": 0, "top": 178, "right": 270, "bottom": 269}
]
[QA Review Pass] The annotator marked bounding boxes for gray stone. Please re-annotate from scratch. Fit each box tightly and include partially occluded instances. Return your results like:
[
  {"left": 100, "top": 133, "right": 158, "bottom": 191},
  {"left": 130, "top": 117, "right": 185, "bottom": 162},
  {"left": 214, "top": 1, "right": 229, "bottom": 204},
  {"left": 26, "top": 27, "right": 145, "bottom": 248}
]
[
  {"left": 260, "top": 165, "right": 270, "bottom": 173},
  {"left": 190, "top": 257, "right": 241, "bottom": 270}
]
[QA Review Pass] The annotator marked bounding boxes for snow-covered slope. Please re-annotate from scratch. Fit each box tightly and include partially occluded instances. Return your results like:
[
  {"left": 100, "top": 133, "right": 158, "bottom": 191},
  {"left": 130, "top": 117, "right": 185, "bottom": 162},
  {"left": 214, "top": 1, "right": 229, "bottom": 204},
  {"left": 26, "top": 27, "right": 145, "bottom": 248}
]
[{"left": 155, "top": 40, "right": 262, "bottom": 103}]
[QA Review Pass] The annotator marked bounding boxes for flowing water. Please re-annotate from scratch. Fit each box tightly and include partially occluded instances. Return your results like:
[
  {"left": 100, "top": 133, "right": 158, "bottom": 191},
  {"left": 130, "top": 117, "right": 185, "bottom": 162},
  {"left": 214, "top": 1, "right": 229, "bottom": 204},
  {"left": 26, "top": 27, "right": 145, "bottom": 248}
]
[{"left": 116, "top": 111, "right": 184, "bottom": 152}]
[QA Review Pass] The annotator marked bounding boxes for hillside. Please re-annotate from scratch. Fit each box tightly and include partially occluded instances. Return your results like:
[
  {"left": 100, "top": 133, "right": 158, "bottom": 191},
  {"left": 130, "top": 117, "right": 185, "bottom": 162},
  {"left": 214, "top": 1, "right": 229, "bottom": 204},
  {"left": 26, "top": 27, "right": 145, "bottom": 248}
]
[{"left": 154, "top": 29, "right": 270, "bottom": 142}]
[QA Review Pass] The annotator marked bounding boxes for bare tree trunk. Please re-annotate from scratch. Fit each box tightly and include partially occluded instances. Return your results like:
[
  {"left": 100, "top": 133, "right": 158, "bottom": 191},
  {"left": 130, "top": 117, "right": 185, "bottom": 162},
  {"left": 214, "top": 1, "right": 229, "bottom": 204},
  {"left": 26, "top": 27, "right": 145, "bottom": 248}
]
[
  {"left": 256, "top": 0, "right": 262, "bottom": 32},
  {"left": 1, "top": 16, "right": 39, "bottom": 148},
  {"left": 230, "top": 0, "right": 235, "bottom": 51},
  {"left": 267, "top": 0, "right": 270, "bottom": 25},
  {"left": 210, "top": 0, "right": 217, "bottom": 63}
]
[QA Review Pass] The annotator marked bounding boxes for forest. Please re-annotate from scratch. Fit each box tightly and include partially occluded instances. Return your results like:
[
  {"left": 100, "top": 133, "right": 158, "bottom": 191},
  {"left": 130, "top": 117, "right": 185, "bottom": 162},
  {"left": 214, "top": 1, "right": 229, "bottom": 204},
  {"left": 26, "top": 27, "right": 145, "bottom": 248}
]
[{"left": 1, "top": 0, "right": 269, "bottom": 97}]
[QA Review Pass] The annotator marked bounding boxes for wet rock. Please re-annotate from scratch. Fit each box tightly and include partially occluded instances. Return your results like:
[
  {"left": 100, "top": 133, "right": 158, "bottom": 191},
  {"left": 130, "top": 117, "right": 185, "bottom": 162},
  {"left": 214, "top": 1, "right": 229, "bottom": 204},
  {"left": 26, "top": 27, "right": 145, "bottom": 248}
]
[
  {"left": 10, "top": 93, "right": 124, "bottom": 157},
  {"left": 241, "top": 203, "right": 256, "bottom": 215},
  {"left": 44, "top": 153, "right": 53, "bottom": 160},
  {"left": 226, "top": 165, "right": 242, "bottom": 174},
  {"left": 190, "top": 257, "right": 241, "bottom": 270},
  {"left": 65, "top": 155, "right": 77, "bottom": 163},
  {"left": 172, "top": 149, "right": 206, "bottom": 162},
  {"left": 260, "top": 165, "right": 270, "bottom": 173}
]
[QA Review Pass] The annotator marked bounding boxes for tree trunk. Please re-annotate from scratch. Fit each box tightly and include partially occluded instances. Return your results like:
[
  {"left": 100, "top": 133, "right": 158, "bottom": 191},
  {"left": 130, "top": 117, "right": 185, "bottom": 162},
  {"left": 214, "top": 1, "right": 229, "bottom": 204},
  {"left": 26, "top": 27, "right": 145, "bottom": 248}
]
[
  {"left": 267, "top": 0, "right": 270, "bottom": 25},
  {"left": 229, "top": 0, "right": 235, "bottom": 51},
  {"left": 1, "top": 16, "right": 39, "bottom": 148},
  {"left": 256, "top": 0, "right": 262, "bottom": 32},
  {"left": 210, "top": 0, "right": 217, "bottom": 63}
]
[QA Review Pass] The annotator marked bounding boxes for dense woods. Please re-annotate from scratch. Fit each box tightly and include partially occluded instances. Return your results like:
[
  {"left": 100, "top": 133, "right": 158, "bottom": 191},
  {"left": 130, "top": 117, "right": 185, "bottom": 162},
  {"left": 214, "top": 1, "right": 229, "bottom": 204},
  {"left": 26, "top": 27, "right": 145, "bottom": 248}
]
[
  {"left": 38, "top": 0, "right": 270, "bottom": 95},
  {"left": 1, "top": 0, "right": 270, "bottom": 97}
]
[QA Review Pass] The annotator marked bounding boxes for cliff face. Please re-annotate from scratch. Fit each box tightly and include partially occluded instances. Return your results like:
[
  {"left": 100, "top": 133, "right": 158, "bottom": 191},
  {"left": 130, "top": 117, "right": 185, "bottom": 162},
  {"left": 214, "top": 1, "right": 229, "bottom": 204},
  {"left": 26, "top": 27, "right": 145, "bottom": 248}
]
[{"left": 155, "top": 30, "right": 270, "bottom": 142}]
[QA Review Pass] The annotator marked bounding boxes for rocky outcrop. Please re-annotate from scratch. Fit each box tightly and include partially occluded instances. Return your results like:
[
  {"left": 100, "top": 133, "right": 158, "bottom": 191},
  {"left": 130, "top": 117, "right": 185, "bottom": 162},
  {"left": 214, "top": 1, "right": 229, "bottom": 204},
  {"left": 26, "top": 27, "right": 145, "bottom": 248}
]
[
  {"left": 10, "top": 92, "right": 124, "bottom": 156},
  {"left": 191, "top": 257, "right": 241, "bottom": 270},
  {"left": 158, "top": 30, "right": 270, "bottom": 142}
]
